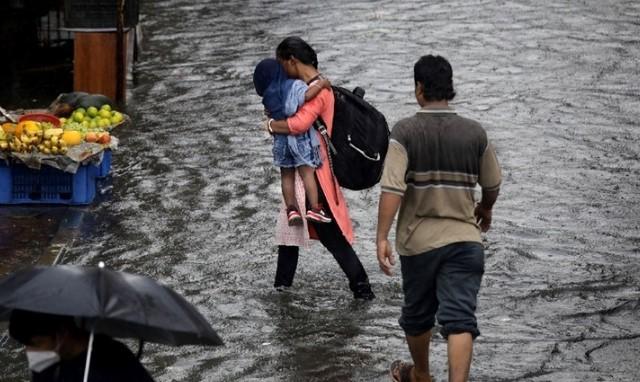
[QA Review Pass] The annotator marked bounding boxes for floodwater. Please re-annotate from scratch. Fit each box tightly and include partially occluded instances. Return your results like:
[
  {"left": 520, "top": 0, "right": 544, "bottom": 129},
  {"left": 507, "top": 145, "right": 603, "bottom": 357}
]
[{"left": 2, "top": 0, "right": 640, "bottom": 381}]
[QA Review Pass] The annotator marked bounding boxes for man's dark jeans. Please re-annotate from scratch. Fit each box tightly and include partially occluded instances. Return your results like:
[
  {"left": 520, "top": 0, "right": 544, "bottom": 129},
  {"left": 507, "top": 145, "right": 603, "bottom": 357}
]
[{"left": 399, "top": 242, "right": 485, "bottom": 339}]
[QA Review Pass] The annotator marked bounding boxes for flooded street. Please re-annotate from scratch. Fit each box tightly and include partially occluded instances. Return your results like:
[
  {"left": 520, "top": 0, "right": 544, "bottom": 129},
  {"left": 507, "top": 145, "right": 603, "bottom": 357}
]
[{"left": 2, "top": 0, "right": 640, "bottom": 381}]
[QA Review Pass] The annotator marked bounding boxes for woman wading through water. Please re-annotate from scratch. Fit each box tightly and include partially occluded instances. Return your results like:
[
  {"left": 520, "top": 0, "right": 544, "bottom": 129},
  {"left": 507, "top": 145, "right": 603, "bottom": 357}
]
[{"left": 266, "top": 36, "right": 375, "bottom": 300}]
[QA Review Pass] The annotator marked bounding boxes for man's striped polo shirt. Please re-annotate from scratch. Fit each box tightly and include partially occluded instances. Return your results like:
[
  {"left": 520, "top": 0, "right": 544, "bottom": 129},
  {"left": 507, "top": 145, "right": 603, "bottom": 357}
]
[{"left": 381, "top": 107, "right": 501, "bottom": 256}]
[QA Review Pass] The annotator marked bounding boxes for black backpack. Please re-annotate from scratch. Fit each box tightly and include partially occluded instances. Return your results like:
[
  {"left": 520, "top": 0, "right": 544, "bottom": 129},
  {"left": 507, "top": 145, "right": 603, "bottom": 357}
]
[{"left": 315, "top": 86, "right": 390, "bottom": 191}]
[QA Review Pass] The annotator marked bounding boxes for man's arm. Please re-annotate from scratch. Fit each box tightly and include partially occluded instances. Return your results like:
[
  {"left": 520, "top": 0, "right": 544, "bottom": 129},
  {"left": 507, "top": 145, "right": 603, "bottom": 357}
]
[
  {"left": 476, "top": 139, "right": 501, "bottom": 232},
  {"left": 375, "top": 139, "right": 408, "bottom": 276},
  {"left": 376, "top": 192, "right": 402, "bottom": 276},
  {"left": 475, "top": 188, "right": 499, "bottom": 232}
]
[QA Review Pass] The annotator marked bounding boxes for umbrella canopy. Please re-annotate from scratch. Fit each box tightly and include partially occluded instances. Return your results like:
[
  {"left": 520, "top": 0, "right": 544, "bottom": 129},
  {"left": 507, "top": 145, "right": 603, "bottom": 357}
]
[{"left": 0, "top": 264, "right": 223, "bottom": 346}]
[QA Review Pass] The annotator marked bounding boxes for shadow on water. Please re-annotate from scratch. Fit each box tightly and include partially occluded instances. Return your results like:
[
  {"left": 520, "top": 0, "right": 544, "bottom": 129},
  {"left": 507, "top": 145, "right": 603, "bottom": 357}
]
[{"left": 265, "top": 293, "right": 371, "bottom": 381}]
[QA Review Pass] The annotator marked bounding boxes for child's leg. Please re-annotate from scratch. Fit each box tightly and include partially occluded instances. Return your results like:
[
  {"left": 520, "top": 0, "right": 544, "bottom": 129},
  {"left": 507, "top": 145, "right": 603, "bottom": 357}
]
[
  {"left": 297, "top": 165, "right": 319, "bottom": 207},
  {"left": 280, "top": 167, "right": 297, "bottom": 209},
  {"left": 297, "top": 166, "right": 332, "bottom": 224},
  {"left": 282, "top": 167, "right": 303, "bottom": 225}
]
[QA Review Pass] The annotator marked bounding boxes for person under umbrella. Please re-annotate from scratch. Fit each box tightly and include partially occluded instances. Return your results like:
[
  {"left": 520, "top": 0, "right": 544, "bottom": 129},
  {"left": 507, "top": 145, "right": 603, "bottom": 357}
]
[
  {"left": 0, "top": 263, "right": 223, "bottom": 381},
  {"left": 9, "top": 309, "right": 154, "bottom": 381}
]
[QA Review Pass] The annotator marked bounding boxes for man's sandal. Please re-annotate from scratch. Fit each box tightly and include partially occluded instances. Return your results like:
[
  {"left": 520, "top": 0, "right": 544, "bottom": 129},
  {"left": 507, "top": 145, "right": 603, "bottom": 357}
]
[
  {"left": 390, "top": 360, "right": 413, "bottom": 382},
  {"left": 389, "top": 360, "right": 434, "bottom": 382}
]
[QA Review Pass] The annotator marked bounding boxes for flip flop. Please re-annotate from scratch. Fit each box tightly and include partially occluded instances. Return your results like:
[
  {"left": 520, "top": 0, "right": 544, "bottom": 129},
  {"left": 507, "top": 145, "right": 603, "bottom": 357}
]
[{"left": 389, "top": 360, "right": 413, "bottom": 382}]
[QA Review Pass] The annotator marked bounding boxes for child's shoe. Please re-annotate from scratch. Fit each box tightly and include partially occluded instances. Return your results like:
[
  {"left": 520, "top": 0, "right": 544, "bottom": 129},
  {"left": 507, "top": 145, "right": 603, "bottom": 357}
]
[
  {"left": 306, "top": 205, "right": 332, "bottom": 224},
  {"left": 287, "top": 207, "right": 303, "bottom": 226}
]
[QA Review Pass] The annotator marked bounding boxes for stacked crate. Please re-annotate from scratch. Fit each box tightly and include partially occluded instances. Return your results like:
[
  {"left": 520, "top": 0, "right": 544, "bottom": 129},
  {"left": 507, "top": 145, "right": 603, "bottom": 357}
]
[{"left": 0, "top": 151, "right": 111, "bottom": 205}]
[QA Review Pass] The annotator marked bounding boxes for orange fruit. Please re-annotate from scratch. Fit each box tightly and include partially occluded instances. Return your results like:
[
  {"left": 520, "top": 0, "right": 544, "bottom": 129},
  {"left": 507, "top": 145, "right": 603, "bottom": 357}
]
[
  {"left": 97, "top": 132, "right": 111, "bottom": 144},
  {"left": 14, "top": 121, "right": 38, "bottom": 136},
  {"left": 61, "top": 130, "right": 82, "bottom": 146},
  {"left": 24, "top": 121, "right": 40, "bottom": 136},
  {"left": 2, "top": 123, "right": 16, "bottom": 135},
  {"left": 15, "top": 121, "right": 27, "bottom": 136},
  {"left": 85, "top": 132, "right": 98, "bottom": 143}
]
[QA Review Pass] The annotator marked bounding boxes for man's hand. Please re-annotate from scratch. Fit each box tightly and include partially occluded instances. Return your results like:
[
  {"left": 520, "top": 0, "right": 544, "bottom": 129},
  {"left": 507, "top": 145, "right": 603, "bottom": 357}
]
[
  {"left": 475, "top": 189, "right": 499, "bottom": 232},
  {"left": 376, "top": 239, "right": 395, "bottom": 276},
  {"left": 474, "top": 204, "right": 492, "bottom": 232},
  {"left": 377, "top": 192, "right": 402, "bottom": 276}
]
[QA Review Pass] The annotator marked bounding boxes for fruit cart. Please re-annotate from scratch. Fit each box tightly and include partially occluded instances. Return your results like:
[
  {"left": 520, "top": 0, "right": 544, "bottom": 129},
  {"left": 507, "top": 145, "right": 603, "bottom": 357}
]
[{"left": 0, "top": 99, "right": 126, "bottom": 205}]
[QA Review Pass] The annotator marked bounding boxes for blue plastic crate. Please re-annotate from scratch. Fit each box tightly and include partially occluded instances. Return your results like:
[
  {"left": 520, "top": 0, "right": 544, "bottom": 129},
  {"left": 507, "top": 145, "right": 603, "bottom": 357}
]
[
  {"left": 94, "top": 150, "right": 112, "bottom": 178},
  {"left": 0, "top": 161, "right": 99, "bottom": 205}
]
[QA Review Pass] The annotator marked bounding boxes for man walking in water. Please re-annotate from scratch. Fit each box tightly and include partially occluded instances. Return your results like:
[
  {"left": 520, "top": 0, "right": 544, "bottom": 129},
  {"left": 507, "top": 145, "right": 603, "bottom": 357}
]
[{"left": 376, "top": 55, "right": 501, "bottom": 382}]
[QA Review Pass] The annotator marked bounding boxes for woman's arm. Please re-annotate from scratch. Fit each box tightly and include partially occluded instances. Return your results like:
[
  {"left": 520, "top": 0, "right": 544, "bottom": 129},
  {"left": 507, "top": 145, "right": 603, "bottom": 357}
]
[
  {"left": 268, "top": 118, "right": 291, "bottom": 134},
  {"left": 268, "top": 90, "right": 327, "bottom": 135}
]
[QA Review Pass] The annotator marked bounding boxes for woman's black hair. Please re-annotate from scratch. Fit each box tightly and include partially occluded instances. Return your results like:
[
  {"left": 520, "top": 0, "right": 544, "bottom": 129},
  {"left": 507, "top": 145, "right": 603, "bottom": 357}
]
[
  {"left": 276, "top": 36, "right": 318, "bottom": 69},
  {"left": 414, "top": 55, "right": 456, "bottom": 101}
]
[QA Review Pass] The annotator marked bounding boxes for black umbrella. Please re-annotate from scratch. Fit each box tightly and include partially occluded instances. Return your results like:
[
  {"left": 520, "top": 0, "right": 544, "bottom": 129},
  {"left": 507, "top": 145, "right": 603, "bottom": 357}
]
[{"left": 0, "top": 263, "right": 223, "bottom": 346}]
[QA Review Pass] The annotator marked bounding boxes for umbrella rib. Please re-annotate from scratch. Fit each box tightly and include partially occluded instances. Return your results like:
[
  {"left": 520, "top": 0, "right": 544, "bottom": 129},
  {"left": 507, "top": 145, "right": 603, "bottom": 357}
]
[{"left": 97, "top": 267, "right": 106, "bottom": 320}]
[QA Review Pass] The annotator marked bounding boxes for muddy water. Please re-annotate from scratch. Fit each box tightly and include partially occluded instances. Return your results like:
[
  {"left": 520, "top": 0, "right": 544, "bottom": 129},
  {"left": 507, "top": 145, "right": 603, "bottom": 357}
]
[{"left": 2, "top": 0, "right": 640, "bottom": 381}]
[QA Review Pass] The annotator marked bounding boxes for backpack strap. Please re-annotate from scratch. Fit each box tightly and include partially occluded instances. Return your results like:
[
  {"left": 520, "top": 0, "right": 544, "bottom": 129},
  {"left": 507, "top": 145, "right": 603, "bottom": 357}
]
[
  {"left": 313, "top": 118, "right": 337, "bottom": 154},
  {"left": 313, "top": 118, "right": 340, "bottom": 205}
]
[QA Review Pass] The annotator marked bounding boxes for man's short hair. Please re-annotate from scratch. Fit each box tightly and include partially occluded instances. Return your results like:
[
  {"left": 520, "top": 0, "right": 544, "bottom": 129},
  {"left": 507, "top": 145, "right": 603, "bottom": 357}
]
[
  {"left": 9, "top": 310, "right": 77, "bottom": 346},
  {"left": 414, "top": 55, "right": 456, "bottom": 101}
]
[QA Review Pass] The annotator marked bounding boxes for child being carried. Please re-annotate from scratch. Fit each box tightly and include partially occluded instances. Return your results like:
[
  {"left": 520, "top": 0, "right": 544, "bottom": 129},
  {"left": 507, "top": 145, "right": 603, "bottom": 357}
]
[{"left": 253, "top": 58, "right": 332, "bottom": 226}]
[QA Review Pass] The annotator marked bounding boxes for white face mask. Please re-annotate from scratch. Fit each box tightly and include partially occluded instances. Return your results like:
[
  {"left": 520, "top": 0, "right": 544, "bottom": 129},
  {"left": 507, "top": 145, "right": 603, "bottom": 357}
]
[{"left": 26, "top": 350, "right": 60, "bottom": 373}]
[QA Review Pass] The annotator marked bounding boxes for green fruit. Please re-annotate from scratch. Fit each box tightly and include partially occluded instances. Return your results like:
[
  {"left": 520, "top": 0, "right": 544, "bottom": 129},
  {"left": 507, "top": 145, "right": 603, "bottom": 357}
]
[
  {"left": 99, "top": 109, "right": 111, "bottom": 118},
  {"left": 110, "top": 112, "right": 124, "bottom": 124},
  {"left": 75, "top": 107, "right": 86, "bottom": 115},
  {"left": 87, "top": 106, "right": 98, "bottom": 117},
  {"left": 73, "top": 111, "right": 85, "bottom": 122},
  {"left": 100, "top": 104, "right": 112, "bottom": 112}
]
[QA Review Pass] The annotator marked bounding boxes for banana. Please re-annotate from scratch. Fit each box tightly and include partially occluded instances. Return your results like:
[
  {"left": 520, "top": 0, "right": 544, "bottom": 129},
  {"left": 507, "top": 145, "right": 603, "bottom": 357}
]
[{"left": 44, "top": 128, "right": 64, "bottom": 139}]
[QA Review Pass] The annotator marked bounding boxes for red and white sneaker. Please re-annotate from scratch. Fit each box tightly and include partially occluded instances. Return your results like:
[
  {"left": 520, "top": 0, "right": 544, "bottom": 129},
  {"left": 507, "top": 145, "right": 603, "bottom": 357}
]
[
  {"left": 306, "top": 208, "right": 332, "bottom": 224},
  {"left": 287, "top": 208, "right": 303, "bottom": 226}
]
